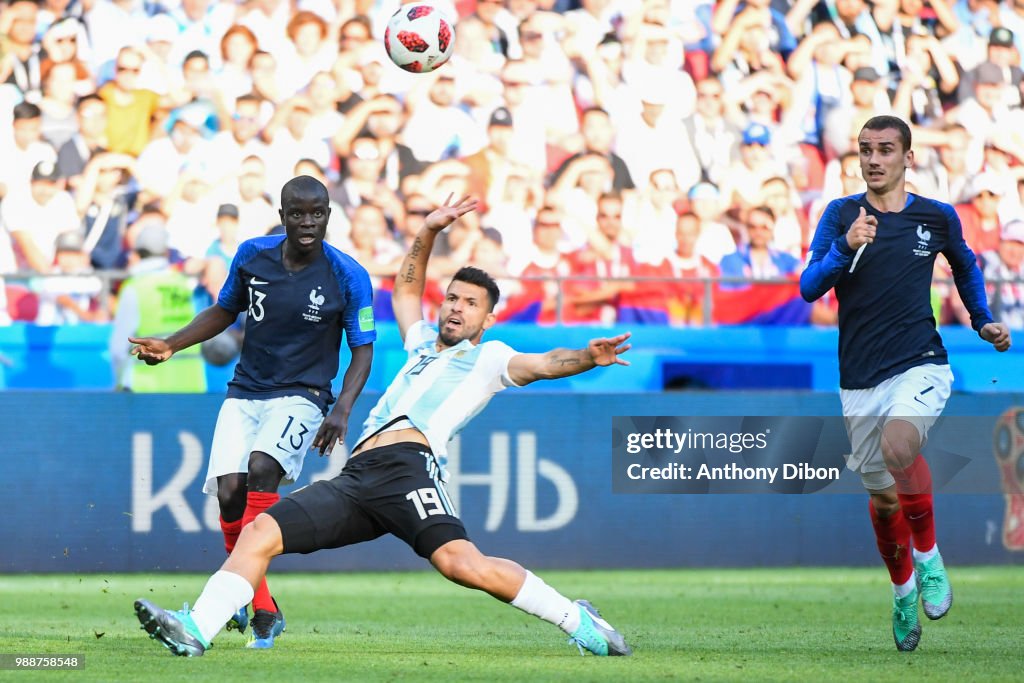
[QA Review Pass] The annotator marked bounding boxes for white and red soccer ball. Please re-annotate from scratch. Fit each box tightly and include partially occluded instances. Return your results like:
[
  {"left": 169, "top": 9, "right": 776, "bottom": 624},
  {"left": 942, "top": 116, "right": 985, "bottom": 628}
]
[{"left": 384, "top": 3, "right": 455, "bottom": 73}]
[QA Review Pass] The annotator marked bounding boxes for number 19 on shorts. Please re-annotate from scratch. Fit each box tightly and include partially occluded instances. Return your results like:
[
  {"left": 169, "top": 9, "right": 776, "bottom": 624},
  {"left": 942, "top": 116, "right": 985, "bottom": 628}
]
[{"left": 406, "top": 487, "right": 446, "bottom": 520}]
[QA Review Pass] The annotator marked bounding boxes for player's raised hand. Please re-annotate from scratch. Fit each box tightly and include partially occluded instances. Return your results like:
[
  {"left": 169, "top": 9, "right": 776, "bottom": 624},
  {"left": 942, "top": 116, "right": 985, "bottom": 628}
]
[
  {"left": 424, "top": 193, "right": 478, "bottom": 233},
  {"left": 312, "top": 412, "right": 347, "bottom": 456},
  {"left": 846, "top": 206, "right": 878, "bottom": 250},
  {"left": 980, "top": 322, "right": 1012, "bottom": 352},
  {"left": 129, "top": 337, "right": 173, "bottom": 365},
  {"left": 588, "top": 331, "right": 632, "bottom": 367}
]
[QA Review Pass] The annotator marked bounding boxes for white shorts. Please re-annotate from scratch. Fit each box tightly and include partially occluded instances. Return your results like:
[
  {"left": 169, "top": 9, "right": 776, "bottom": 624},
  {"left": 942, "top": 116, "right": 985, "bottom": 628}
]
[
  {"left": 840, "top": 363, "right": 953, "bottom": 491},
  {"left": 203, "top": 395, "right": 325, "bottom": 495}
]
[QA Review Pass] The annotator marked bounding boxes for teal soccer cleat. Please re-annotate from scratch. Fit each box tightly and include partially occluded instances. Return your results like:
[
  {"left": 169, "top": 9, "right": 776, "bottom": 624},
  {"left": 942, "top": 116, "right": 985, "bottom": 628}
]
[
  {"left": 134, "top": 599, "right": 209, "bottom": 657},
  {"left": 915, "top": 552, "right": 953, "bottom": 620},
  {"left": 568, "top": 600, "right": 632, "bottom": 657},
  {"left": 892, "top": 588, "right": 922, "bottom": 652}
]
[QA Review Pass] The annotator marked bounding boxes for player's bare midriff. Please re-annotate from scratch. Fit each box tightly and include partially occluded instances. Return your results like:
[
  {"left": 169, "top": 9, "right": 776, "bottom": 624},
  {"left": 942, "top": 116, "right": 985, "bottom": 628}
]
[{"left": 351, "top": 428, "right": 430, "bottom": 457}]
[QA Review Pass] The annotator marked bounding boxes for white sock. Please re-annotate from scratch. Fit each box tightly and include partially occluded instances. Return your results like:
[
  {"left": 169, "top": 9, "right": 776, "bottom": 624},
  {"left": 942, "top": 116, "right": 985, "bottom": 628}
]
[
  {"left": 510, "top": 571, "right": 581, "bottom": 634},
  {"left": 893, "top": 573, "right": 916, "bottom": 598},
  {"left": 913, "top": 543, "right": 939, "bottom": 563},
  {"left": 189, "top": 570, "right": 255, "bottom": 644}
]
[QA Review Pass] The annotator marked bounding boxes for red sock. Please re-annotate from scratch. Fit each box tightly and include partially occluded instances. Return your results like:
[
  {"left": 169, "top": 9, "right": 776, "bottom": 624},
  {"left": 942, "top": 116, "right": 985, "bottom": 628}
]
[
  {"left": 869, "top": 499, "right": 914, "bottom": 585},
  {"left": 219, "top": 516, "right": 243, "bottom": 555},
  {"left": 893, "top": 455, "right": 935, "bottom": 552},
  {"left": 242, "top": 491, "right": 280, "bottom": 613}
]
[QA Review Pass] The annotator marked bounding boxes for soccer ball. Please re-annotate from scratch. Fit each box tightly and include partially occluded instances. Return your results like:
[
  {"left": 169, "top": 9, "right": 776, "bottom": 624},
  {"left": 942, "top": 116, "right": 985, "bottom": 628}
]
[{"left": 384, "top": 3, "right": 455, "bottom": 73}]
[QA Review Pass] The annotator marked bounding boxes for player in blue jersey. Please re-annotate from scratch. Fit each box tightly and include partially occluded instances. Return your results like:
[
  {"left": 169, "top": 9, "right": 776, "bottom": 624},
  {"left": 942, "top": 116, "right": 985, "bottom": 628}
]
[
  {"left": 128, "top": 176, "right": 376, "bottom": 649},
  {"left": 801, "top": 115, "right": 1012, "bottom": 651},
  {"left": 134, "top": 194, "right": 634, "bottom": 658}
]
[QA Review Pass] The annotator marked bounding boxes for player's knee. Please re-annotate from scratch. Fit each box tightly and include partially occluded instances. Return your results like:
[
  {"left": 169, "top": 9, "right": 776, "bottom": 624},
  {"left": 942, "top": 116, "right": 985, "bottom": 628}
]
[
  {"left": 870, "top": 491, "right": 900, "bottom": 517},
  {"left": 236, "top": 513, "right": 284, "bottom": 558},
  {"left": 880, "top": 421, "right": 920, "bottom": 469},
  {"left": 216, "top": 475, "right": 247, "bottom": 518},
  {"left": 881, "top": 440, "right": 916, "bottom": 469},
  {"left": 247, "top": 452, "right": 284, "bottom": 491},
  {"left": 433, "top": 544, "right": 486, "bottom": 587}
]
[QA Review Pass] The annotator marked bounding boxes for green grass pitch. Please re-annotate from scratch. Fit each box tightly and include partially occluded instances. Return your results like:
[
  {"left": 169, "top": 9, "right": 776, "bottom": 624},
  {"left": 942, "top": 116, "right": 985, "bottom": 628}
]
[{"left": 1, "top": 568, "right": 1021, "bottom": 682}]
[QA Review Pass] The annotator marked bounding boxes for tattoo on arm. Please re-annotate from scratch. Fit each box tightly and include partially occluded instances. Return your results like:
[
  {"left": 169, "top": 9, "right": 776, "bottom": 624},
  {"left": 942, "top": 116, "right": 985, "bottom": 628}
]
[
  {"left": 409, "top": 238, "right": 423, "bottom": 260},
  {"left": 403, "top": 263, "right": 416, "bottom": 284},
  {"left": 548, "top": 350, "right": 583, "bottom": 368}
]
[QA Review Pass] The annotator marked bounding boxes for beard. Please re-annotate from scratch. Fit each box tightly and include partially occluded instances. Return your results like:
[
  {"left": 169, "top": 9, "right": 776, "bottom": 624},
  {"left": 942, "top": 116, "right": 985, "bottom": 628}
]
[
  {"left": 438, "top": 328, "right": 463, "bottom": 347},
  {"left": 438, "top": 322, "right": 478, "bottom": 347}
]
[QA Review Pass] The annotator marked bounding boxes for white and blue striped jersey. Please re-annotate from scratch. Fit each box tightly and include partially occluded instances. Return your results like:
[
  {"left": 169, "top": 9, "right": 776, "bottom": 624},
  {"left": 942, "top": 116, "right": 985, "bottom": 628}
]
[{"left": 355, "top": 320, "right": 520, "bottom": 477}]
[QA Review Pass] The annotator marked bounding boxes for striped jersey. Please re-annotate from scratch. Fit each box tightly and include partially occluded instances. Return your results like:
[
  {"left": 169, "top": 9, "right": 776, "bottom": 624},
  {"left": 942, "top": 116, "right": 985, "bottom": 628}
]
[{"left": 355, "top": 320, "right": 520, "bottom": 477}]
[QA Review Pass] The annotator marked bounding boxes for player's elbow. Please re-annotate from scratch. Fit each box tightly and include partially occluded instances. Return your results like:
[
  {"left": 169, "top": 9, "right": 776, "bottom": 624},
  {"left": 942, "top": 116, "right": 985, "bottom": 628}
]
[{"left": 799, "top": 274, "right": 820, "bottom": 303}]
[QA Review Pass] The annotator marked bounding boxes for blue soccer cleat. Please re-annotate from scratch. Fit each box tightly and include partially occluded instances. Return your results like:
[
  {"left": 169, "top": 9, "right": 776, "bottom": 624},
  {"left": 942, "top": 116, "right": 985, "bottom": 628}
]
[
  {"left": 134, "top": 599, "right": 209, "bottom": 657},
  {"left": 226, "top": 606, "right": 249, "bottom": 634},
  {"left": 246, "top": 600, "right": 285, "bottom": 649},
  {"left": 568, "top": 599, "right": 632, "bottom": 657},
  {"left": 272, "top": 599, "right": 286, "bottom": 637}
]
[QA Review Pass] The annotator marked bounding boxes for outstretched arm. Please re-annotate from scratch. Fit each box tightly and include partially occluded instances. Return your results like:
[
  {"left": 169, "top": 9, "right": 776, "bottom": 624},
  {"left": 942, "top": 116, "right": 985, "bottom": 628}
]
[
  {"left": 129, "top": 304, "right": 236, "bottom": 365},
  {"left": 392, "top": 194, "right": 478, "bottom": 341},
  {"left": 507, "top": 332, "right": 631, "bottom": 386}
]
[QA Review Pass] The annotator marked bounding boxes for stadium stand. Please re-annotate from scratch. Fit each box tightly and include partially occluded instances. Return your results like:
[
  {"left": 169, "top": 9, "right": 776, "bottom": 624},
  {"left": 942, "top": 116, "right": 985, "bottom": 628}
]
[{"left": 0, "top": 0, "right": 1021, "bottom": 332}]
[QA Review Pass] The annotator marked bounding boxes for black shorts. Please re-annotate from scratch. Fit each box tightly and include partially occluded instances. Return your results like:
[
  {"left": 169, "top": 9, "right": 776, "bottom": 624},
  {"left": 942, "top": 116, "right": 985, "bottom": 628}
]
[{"left": 267, "top": 442, "right": 468, "bottom": 559}]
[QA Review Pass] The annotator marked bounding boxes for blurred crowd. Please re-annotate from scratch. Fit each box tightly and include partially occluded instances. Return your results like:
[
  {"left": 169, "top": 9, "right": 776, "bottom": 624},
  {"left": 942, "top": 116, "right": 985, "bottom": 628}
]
[{"left": 0, "top": 0, "right": 1023, "bottom": 329}]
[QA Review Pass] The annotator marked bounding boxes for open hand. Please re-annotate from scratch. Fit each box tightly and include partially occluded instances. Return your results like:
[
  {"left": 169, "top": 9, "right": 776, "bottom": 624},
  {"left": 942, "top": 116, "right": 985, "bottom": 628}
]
[
  {"left": 588, "top": 331, "right": 632, "bottom": 367},
  {"left": 424, "top": 193, "right": 478, "bottom": 233}
]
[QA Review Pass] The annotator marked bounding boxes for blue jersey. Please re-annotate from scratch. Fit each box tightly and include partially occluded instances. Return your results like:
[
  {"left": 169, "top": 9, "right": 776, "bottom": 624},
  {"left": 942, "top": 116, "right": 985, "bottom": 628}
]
[
  {"left": 217, "top": 236, "right": 376, "bottom": 411},
  {"left": 801, "top": 193, "right": 993, "bottom": 390}
]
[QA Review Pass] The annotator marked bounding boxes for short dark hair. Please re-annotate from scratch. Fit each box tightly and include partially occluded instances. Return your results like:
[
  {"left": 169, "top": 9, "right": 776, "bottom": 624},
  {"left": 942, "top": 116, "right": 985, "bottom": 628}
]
[
  {"left": 13, "top": 101, "right": 41, "bottom": 121},
  {"left": 76, "top": 93, "right": 104, "bottom": 111},
  {"left": 236, "top": 93, "right": 261, "bottom": 109},
  {"left": 860, "top": 115, "right": 912, "bottom": 153},
  {"left": 749, "top": 205, "right": 775, "bottom": 221},
  {"left": 183, "top": 50, "right": 209, "bottom": 64},
  {"left": 281, "top": 175, "right": 328, "bottom": 207},
  {"left": 340, "top": 14, "right": 372, "bottom": 38},
  {"left": 452, "top": 266, "right": 500, "bottom": 311},
  {"left": 293, "top": 158, "right": 323, "bottom": 174}
]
